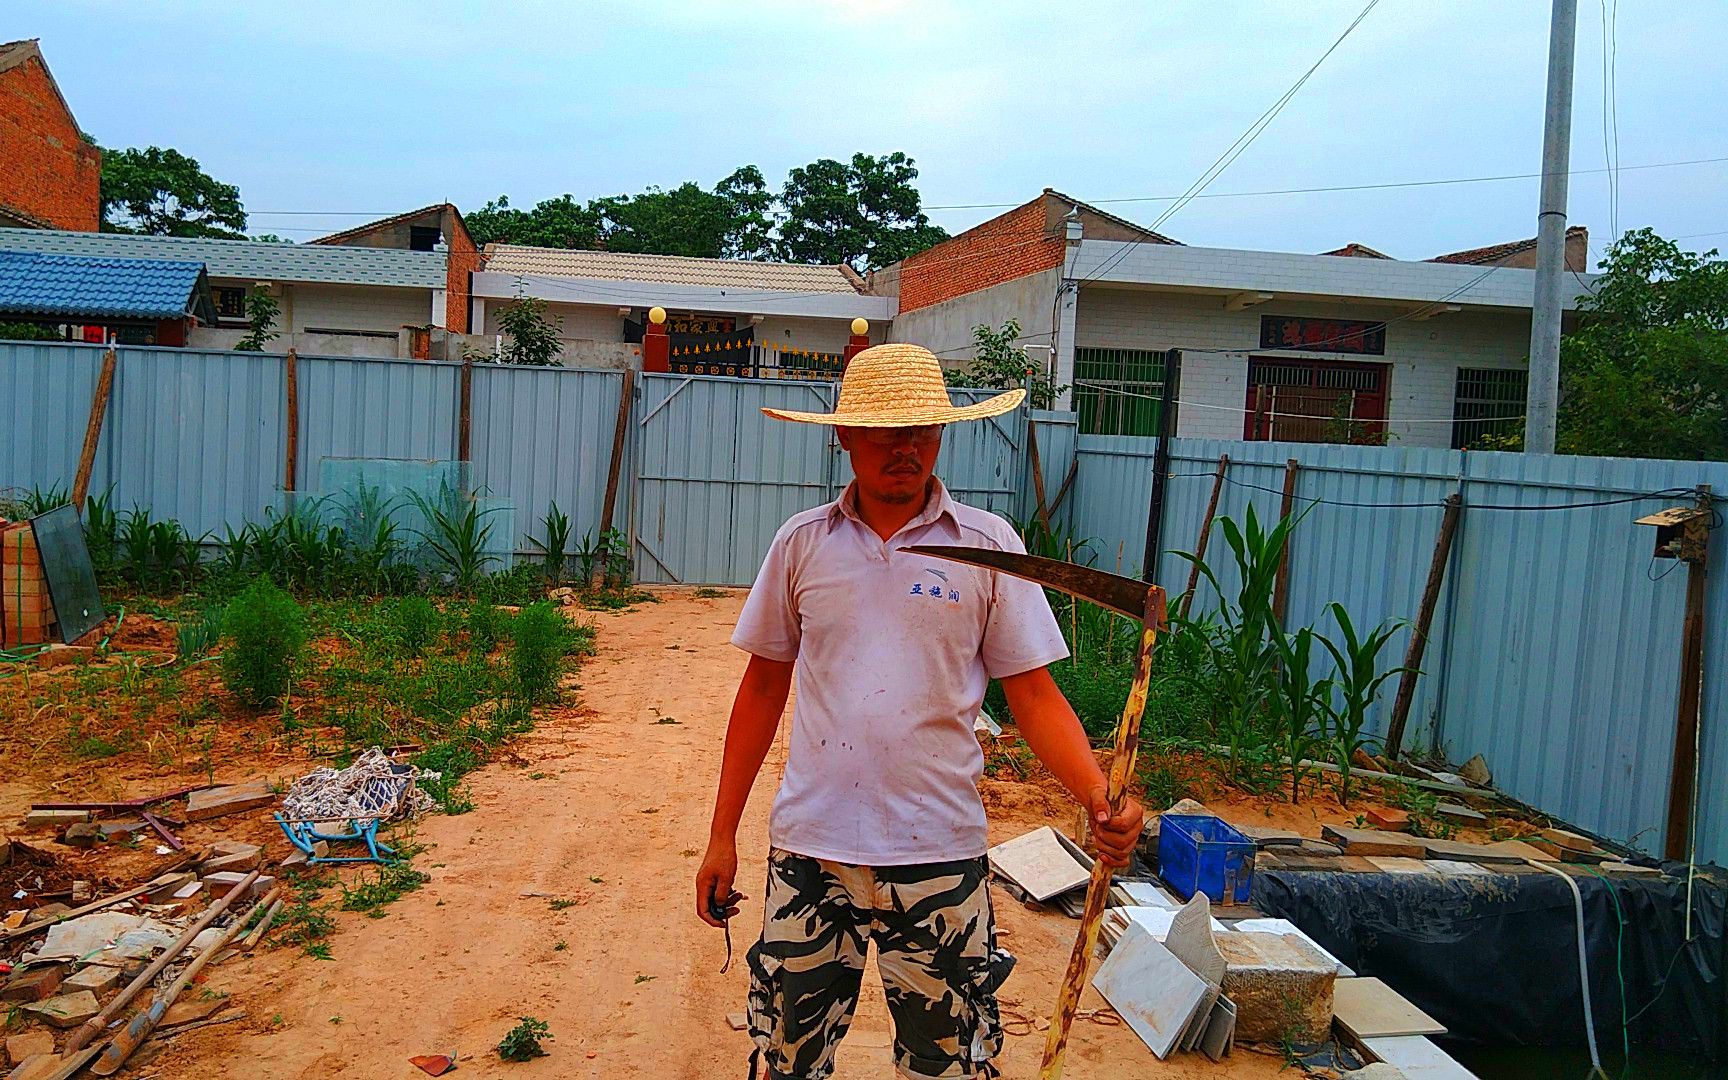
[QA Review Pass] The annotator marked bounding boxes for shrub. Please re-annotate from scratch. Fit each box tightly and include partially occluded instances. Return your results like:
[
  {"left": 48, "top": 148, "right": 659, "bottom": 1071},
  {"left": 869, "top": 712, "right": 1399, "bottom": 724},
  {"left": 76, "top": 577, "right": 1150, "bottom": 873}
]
[
  {"left": 511, "top": 602, "right": 568, "bottom": 701},
  {"left": 220, "top": 578, "right": 306, "bottom": 706},
  {"left": 498, "top": 1017, "right": 553, "bottom": 1062},
  {"left": 394, "top": 596, "right": 438, "bottom": 657},
  {"left": 467, "top": 602, "right": 510, "bottom": 655}
]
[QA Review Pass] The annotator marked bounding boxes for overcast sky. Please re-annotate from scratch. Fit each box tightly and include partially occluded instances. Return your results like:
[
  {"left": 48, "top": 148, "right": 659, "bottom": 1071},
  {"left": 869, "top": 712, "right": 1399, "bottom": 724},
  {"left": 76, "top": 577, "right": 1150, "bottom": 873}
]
[{"left": 13, "top": 0, "right": 1725, "bottom": 264}]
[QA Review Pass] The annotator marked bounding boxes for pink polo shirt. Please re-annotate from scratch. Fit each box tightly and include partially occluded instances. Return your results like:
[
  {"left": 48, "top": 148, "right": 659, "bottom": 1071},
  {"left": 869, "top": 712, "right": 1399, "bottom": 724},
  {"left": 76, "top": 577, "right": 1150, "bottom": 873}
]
[{"left": 731, "top": 478, "right": 1069, "bottom": 866}]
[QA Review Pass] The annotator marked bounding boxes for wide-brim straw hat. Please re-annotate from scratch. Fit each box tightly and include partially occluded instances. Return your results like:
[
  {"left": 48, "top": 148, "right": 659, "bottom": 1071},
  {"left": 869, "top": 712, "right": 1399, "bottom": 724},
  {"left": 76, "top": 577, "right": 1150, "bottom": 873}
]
[{"left": 761, "top": 343, "right": 1025, "bottom": 426}]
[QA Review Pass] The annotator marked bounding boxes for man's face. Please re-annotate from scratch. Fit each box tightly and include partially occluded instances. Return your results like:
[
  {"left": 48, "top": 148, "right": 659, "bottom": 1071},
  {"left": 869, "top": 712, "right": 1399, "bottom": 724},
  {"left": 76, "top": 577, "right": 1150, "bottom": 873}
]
[{"left": 837, "top": 425, "right": 944, "bottom": 505}]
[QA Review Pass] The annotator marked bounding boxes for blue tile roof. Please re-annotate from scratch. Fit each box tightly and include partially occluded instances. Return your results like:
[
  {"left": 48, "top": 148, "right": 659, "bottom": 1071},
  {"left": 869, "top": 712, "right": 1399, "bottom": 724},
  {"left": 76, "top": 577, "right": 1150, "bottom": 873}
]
[
  {"left": 0, "top": 227, "right": 446, "bottom": 288},
  {"left": 0, "top": 250, "right": 210, "bottom": 319}
]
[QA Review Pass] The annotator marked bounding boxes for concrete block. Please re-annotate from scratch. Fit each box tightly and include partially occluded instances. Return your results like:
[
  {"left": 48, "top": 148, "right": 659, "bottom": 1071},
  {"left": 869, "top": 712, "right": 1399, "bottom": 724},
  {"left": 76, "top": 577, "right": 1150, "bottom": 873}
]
[
  {"left": 202, "top": 849, "right": 263, "bottom": 875},
  {"left": 280, "top": 841, "right": 328, "bottom": 869},
  {"left": 62, "top": 965, "right": 121, "bottom": 994},
  {"left": 21, "top": 989, "right": 100, "bottom": 1028},
  {"left": 185, "top": 781, "right": 276, "bottom": 822},
  {"left": 5, "top": 1030, "right": 56, "bottom": 1067},
  {"left": 202, "top": 871, "right": 273, "bottom": 901},
  {"left": 1366, "top": 808, "right": 1410, "bottom": 832},
  {"left": 22, "top": 809, "right": 89, "bottom": 829},
  {"left": 59, "top": 822, "right": 101, "bottom": 848},
  {"left": 1321, "top": 825, "right": 1425, "bottom": 859},
  {"left": 210, "top": 841, "right": 264, "bottom": 860},
  {"left": 1216, "top": 931, "right": 1335, "bottom": 1044}
]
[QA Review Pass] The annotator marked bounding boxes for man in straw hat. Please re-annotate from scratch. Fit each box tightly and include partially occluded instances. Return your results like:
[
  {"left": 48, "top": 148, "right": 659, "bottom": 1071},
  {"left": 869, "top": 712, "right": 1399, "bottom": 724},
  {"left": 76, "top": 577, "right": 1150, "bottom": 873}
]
[{"left": 697, "top": 343, "right": 1145, "bottom": 1080}]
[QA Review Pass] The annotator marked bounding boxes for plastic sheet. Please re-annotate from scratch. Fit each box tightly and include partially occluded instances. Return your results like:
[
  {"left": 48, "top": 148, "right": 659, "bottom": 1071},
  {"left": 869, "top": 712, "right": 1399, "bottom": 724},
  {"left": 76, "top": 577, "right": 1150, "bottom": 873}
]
[{"left": 1251, "top": 867, "right": 1726, "bottom": 1062}]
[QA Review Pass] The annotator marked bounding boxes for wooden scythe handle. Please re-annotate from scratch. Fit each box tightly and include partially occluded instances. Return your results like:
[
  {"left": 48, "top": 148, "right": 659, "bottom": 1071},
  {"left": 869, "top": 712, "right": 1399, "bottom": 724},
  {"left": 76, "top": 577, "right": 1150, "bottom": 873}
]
[{"left": 1039, "top": 586, "right": 1163, "bottom": 1079}]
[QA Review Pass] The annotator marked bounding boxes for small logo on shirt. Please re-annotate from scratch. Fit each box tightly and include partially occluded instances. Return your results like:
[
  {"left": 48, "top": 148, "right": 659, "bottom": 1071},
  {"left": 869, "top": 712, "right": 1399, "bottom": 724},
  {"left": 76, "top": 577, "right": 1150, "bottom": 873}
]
[
  {"left": 923, "top": 567, "right": 949, "bottom": 582},
  {"left": 909, "top": 577, "right": 962, "bottom": 603}
]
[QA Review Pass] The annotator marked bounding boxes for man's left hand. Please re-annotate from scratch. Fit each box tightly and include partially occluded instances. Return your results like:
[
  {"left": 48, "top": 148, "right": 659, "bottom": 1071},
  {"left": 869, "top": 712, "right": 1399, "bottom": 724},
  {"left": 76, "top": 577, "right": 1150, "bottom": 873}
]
[{"left": 1084, "top": 787, "right": 1145, "bottom": 868}]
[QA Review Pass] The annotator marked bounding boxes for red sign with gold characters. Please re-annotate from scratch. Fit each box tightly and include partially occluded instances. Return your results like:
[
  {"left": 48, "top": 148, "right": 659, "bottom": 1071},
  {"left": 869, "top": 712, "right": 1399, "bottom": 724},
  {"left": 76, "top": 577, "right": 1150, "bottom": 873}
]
[{"left": 1259, "top": 315, "right": 1386, "bottom": 355}]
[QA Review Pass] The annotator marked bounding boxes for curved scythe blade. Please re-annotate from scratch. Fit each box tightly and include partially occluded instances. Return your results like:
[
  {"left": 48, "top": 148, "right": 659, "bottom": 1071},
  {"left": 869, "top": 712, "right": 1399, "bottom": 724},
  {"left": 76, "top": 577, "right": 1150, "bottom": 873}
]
[{"left": 904, "top": 545, "right": 1164, "bottom": 625}]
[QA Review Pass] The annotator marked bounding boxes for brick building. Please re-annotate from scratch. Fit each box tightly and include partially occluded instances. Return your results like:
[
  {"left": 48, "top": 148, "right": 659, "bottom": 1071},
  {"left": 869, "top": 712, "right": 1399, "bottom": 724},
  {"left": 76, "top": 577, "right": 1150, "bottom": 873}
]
[
  {"left": 0, "top": 40, "right": 100, "bottom": 232},
  {"left": 883, "top": 191, "right": 1597, "bottom": 450}
]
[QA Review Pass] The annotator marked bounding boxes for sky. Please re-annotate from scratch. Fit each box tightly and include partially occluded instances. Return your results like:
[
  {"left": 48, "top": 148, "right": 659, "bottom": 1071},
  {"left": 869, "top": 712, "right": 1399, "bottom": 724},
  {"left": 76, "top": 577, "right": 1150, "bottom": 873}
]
[{"left": 12, "top": 0, "right": 1726, "bottom": 265}]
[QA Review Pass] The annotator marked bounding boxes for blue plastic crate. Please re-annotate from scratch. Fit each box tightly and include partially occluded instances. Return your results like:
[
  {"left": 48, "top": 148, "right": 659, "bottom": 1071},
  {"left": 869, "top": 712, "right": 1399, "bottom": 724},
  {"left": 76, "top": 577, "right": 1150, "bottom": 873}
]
[{"left": 1158, "top": 813, "right": 1255, "bottom": 904}]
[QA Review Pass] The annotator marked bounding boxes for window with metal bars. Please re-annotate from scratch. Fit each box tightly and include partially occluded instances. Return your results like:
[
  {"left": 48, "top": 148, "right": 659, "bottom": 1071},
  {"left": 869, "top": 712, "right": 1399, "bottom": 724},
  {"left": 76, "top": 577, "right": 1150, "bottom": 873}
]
[
  {"left": 1452, "top": 368, "right": 1527, "bottom": 449},
  {"left": 1244, "top": 357, "right": 1388, "bottom": 444},
  {"left": 1074, "top": 346, "right": 1164, "bottom": 436}
]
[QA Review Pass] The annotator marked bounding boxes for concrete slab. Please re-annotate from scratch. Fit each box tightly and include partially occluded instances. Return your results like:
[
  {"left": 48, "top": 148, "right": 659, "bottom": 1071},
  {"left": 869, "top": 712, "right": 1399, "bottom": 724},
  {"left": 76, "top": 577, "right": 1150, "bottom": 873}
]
[
  {"left": 1092, "top": 922, "right": 1211, "bottom": 1060},
  {"left": 1426, "top": 859, "right": 1494, "bottom": 877},
  {"left": 1216, "top": 931, "right": 1336, "bottom": 1043},
  {"left": 61, "top": 965, "right": 121, "bottom": 994},
  {"left": 21, "top": 989, "right": 99, "bottom": 1028},
  {"left": 1334, "top": 977, "right": 1446, "bottom": 1039},
  {"left": 185, "top": 781, "right": 276, "bottom": 822},
  {"left": 1227, "top": 918, "right": 1355, "bottom": 977},
  {"left": 1434, "top": 802, "right": 1487, "bottom": 823},
  {"left": 1366, "top": 857, "right": 1439, "bottom": 875},
  {"left": 5, "top": 1031, "right": 56, "bottom": 1068}
]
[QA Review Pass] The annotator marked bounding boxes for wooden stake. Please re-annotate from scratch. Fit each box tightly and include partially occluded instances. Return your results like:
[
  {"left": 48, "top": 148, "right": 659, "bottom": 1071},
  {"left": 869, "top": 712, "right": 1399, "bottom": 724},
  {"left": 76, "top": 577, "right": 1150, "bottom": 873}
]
[
  {"left": 1180, "top": 453, "right": 1230, "bottom": 619},
  {"left": 1067, "top": 540, "right": 1078, "bottom": 667},
  {"left": 1028, "top": 419, "right": 1051, "bottom": 534},
  {"left": 282, "top": 349, "right": 299, "bottom": 492},
  {"left": 71, "top": 348, "right": 117, "bottom": 512},
  {"left": 1272, "top": 458, "right": 1299, "bottom": 624},
  {"left": 457, "top": 355, "right": 474, "bottom": 464},
  {"left": 1664, "top": 486, "right": 1712, "bottom": 861},
  {"left": 592, "top": 367, "right": 635, "bottom": 589},
  {"left": 1041, "top": 587, "right": 1165, "bottom": 1079},
  {"left": 1385, "top": 493, "right": 1463, "bottom": 759}
]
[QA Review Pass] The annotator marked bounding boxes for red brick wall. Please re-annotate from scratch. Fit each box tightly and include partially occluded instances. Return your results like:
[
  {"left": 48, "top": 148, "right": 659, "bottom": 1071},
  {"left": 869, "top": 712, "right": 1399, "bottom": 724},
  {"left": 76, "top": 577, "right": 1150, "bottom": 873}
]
[
  {"left": 897, "top": 199, "right": 1063, "bottom": 313},
  {"left": 445, "top": 209, "right": 478, "bottom": 332},
  {"left": 0, "top": 54, "right": 100, "bottom": 231}
]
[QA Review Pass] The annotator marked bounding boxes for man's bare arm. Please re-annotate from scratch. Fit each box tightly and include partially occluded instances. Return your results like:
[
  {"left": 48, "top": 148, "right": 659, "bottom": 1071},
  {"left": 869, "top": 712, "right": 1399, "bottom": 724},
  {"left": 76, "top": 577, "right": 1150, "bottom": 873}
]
[
  {"left": 1000, "top": 666, "right": 1145, "bottom": 866},
  {"left": 696, "top": 654, "right": 795, "bottom": 926}
]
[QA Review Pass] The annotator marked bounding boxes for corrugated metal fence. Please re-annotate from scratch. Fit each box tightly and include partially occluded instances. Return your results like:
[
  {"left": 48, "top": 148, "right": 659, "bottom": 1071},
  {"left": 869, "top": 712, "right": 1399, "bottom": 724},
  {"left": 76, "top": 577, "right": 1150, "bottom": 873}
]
[
  {"left": 1067, "top": 434, "right": 1727, "bottom": 864},
  {"left": 3, "top": 342, "right": 1720, "bottom": 863}
]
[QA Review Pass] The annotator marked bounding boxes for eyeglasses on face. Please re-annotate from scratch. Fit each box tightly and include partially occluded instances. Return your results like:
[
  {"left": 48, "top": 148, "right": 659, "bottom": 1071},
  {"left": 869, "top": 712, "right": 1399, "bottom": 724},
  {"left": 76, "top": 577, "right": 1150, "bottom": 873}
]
[{"left": 858, "top": 425, "right": 943, "bottom": 446}]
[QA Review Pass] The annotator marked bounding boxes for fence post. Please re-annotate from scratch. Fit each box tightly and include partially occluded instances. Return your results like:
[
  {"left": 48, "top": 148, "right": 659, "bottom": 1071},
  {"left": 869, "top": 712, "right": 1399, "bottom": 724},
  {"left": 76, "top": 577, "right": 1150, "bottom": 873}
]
[
  {"left": 457, "top": 355, "right": 473, "bottom": 465},
  {"left": 1272, "top": 458, "right": 1299, "bottom": 623},
  {"left": 1139, "top": 348, "right": 1182, "bottom": 582},
  {"left": 1179, "top": 453, "right": 1230, "bottom": 619},
  {"left": 1664, "top": 484, "right": 1712, "bottom": 861},
  {"left": 282, "top": 349, "right": 299, "bottom": 493},
  {"left": 71, "top": 348, "right": 117, "bottom": 512},
  {"left": 592, "top": 368, "right": 636, "bottom": 589},
  {"left": 1385, "top": 492, "right": 1463, "bottom": 759}
]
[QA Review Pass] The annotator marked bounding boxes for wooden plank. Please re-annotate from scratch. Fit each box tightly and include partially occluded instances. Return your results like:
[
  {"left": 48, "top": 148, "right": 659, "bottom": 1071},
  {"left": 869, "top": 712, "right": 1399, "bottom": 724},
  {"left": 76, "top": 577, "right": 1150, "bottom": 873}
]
[
  {"left": 1386, "top": 492, "right": 1462, "bottom": 758},
  {"left": 282, "top": 348, "right": 299, "bottom": 492},
  {"left": 1320, "top": 825, "right": 1426, "bottom": 859},
  {"left": 1272, "top": 458, "right": 1299, "bottom": 622},
  {"left": 592, "top": 367, "right": 635, "bottom": 589},
  {"left": 183, "top": 782, "right": 275, "bottom": 823},
  {"left": 71, "top": 349, "right": 117, "bottom": 512}
]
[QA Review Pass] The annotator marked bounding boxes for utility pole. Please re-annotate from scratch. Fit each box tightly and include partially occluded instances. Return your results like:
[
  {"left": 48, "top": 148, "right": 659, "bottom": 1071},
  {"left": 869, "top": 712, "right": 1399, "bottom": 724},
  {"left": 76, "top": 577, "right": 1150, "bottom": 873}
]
[{"left": 1524, "top": 0, "right": 1578, "bottom": 454}]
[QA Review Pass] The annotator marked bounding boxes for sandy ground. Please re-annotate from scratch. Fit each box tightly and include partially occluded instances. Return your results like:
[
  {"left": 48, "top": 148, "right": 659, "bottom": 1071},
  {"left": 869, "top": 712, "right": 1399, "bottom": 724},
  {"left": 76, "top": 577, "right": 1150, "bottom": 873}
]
[{"left": 151, "top": 589, "right": 1289, "bottom": 1079}]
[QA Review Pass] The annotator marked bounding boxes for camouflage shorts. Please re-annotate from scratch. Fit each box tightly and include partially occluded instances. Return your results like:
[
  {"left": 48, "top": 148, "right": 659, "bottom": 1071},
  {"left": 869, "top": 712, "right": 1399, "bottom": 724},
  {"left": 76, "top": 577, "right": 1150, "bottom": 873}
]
[{"left": 745, "top": 848, "right": 1012, "bottom": 1080}]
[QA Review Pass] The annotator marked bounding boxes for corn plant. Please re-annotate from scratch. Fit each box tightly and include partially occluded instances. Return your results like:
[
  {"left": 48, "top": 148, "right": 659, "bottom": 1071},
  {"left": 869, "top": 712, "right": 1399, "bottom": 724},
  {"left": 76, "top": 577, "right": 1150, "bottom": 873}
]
[
  {"left": 600, "top": 527, "right": 631, "bottom": 589},
  {"left": 408, "top": 487, "right": 497, "bottom": 593},
  {"left": 1273, "top": 628, "right": 1330, "bottom": 803},
  {"left": 571, "top": 529, "right": 600, "bottom": 585},
  {"left": 1317, "top": 602, "right": 1409, "bottom": 806},
  {"left": 532, "top": 502, "right": 572, "bottom": 584},
  {"left": 176, "top": 606, "right": 225, "bottom": 662},
  {"left": 83, "top": 490, "right": 119, "bottom": 581}
]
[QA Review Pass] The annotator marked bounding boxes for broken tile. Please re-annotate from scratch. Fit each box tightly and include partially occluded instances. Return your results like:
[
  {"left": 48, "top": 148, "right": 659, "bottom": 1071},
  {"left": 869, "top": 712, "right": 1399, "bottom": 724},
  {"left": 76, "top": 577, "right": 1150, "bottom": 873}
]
[
  {"left": 1434, "top": 802, "right": 1486, "bottom": 823},
  {"left": 1412, "top": 836, "right": 1536, "bottom": 864},
  {"left": 726, "top": 1012, "right": 747, "bottom": 1031},
  {"left": 1321, "top": 825, "right": 1425, "bottom": 859},
  {"left": 21, "top": 989, "right": 100, "bottom": 1028},
  {"left": 1366, "top": 857, "right": 1438, "bottom": 876},
  {"left": 210, "top": 841, "right": 263, "bottom": 859},
  {"left": 5, "top": 1030, "right": 56, "bottom": 1068},
  {"left": 1200, "top": 994, "right": 1236, "bottom": 1062},
  {"left": 1118, "top": 880, "right": 1181, "bottom": 909},
  {"left": 202, "top": 871, "right": 273, "bottom": 901},
  {"left": 1426, "top": 859, "right": 1493, "bottom": 877},
  {"left": 61, "top": 965, "right": 121, "bottom": 995},
  {"left": 26, "top": 912, "right": 179, "bottom": 963},
  {"left": 1598, "top": 861, "right": 1662, "bottom": 876},
  {"left": 1092, "top": 922, "right": 1211, "bottom": 1059},
  {"left": 201, "top": 849, "right": 263, "bottom": 875},
  {"left": 1366, "top": 808, "right": 1411, "bottom": 832},
  {"left": 1362, "top": 1035, "right": 1476, "bottom": 1079},
  {"left": 96, "top": 819, "right": 150, "bottom": 840},
  {"left": 185, "top": 781, "right": 276, "bottom": 822},
  {"left": 987, "top": 826, "right": 1088, "bottom": 902},
  {"left": 22, "top": 809, "right": 89, "bottom": 829},
  {"left": 161, "top": 995, "right": 228, "bottom": 1026},
  {"left": 1, "top": 965, "right": 64, "bottom": 1003},
  {"left": 173, "top": 880, "right": 204, "bottom": 900},
  {"left": 1457, "top": 754, "right": 1491, "bottom": 786},
  {"left": 1333, "top": 977, "right": 1446, "bottom": 1039},
  {"left": 1216, "top": 932, "right": 1336, "bottom": 1044}
]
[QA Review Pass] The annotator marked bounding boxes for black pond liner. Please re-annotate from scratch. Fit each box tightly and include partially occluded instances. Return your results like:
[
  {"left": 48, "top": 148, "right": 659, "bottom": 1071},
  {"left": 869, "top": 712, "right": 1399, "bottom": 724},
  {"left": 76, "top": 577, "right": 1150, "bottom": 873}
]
[{"left": 1249, "top": 866, "right": 1727, "bottom": 1063}]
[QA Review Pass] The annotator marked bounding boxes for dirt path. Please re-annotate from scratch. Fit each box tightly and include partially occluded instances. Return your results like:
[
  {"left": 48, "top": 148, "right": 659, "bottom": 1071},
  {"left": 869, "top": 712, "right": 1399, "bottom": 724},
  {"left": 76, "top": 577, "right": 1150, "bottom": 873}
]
[{"left": 158, "top": 590, "right": 1283, "bottom": 1079}]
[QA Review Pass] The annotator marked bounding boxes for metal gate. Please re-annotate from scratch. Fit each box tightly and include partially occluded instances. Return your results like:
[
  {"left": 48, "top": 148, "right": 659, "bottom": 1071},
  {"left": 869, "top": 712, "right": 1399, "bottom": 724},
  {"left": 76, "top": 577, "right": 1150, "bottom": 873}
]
[{"left": 631, "top": 374, "right": 1030, "bottom": 586}]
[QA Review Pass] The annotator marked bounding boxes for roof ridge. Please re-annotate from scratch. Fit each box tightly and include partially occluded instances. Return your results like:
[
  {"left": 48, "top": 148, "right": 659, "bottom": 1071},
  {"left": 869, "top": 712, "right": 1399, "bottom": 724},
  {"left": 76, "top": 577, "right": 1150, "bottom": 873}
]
[
  {"left": 310, "top": 203, "right": 454, "bottom": 245},
  {"left": 491, "top": 243, "right": 848, "bottom": 272}
]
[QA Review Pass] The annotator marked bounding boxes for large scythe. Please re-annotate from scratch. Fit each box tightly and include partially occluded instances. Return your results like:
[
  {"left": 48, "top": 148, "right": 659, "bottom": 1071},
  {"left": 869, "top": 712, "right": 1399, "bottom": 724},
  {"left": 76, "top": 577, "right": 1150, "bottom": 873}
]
[{"left": 907, "top": 545, "right": 1167, "bottom": 1080}]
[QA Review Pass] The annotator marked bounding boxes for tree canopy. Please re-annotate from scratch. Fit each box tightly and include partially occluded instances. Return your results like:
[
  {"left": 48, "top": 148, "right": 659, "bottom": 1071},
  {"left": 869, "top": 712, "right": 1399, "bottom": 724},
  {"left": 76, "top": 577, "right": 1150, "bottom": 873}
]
[
  {"left": 1557, "top": 229, "right": 1728, "bottom": 460},
  {"left": 467, "top": 153, "right": 945, "bottom": 270},
  {"left": 99, "top": 146, "right": 248, "bottom": 238}
]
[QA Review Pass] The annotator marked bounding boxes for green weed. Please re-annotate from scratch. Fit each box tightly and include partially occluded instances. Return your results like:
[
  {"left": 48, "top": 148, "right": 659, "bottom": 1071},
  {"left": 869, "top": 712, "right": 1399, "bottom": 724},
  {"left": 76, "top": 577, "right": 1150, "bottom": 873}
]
[
  {"left": 497, "top": 1017, "right": 553, "bottom": 1062},
  {"left": 533, "top": 502, "right": 573, "bottom": 584},
  {"left": 219, "top": 577, "right": 306, "bottom": 707},
  {"left": 339, "top": 861, "right": 431, "bottom": 914}
]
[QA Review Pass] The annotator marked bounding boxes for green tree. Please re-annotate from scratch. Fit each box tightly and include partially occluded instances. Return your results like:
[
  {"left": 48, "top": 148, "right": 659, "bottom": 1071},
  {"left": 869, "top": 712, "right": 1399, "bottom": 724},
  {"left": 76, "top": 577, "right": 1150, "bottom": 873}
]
[
  {"left": 715, "top": 165, "right": 775, "bottom": 259},
  {"left": 498, "top": 290, "right": 563, "bottom": 367},
  {"left": 1557, "top": 229, "right": 1728, "bottom": 460},
  {"left": 944, "top": 319, "right": 1064, "bottom": 408},
  {"left": 590, "top": 182, "right": 736, "bottom": 258},
  {"left": 466, "top": 194, "right": 601, "bottom": 249},
  {"left": 777, "top": 152, "right": 947, "bottom": 271},
  {"left": 99, "top": 146, "right": 247, "bottom": 238},
  {"left": 235, "top": 290, "right": 281, "bottom": 352}
]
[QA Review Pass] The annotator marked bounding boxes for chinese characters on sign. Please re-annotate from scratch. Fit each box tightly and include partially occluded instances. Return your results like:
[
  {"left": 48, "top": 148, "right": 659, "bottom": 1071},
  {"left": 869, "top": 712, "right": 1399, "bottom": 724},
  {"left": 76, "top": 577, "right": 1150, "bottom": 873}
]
[
  {"left": 1258, "top": 315, "right": 1387, "bottom": 356},
  {"left": 908, "top": 582, "right": 962, "bottom": 602}
]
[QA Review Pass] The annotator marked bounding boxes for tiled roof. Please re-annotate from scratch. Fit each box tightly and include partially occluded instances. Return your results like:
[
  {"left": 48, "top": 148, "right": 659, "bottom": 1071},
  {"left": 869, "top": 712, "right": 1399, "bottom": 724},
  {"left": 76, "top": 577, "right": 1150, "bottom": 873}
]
[
  {"left": 0, "top": 227, "right": 446, "bottom": 288},
  {"left": 0, "top": 250, "right": 210, "bottom": 319},
  {"left": 1043, "top": 188, "right": 1182, "bottom": 246},
  {"left": 1318, "top": 243, "right": 1390, "bottom": 259},
  {"left": 1431, "top": 225, "right": 1589, "bottom": 265},
  {"left": 311, "top": 203, "right": 460, "bottom": 245},
  {"left": 482, "top": 245, "right": 864, "bottom": 294}
]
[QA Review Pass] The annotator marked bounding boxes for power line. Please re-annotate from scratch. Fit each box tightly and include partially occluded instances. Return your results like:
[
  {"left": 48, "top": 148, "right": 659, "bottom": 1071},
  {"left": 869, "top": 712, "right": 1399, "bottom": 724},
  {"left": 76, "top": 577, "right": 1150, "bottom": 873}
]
[{"left": 1082, "top": 0, "right": 1384, "bottom": 287}]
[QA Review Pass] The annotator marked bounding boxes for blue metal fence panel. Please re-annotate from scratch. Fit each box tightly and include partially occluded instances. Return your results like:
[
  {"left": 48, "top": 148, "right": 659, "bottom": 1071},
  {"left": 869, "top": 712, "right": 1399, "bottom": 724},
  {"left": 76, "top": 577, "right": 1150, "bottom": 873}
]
[
  {"left": 1022, "top": 410, "right": 1079, "bottom": 534},
  {"left": 469, "top": 365, "right": 624, "bottom": 556},
  {"left": 296, "top": 354, "right": 458, "bottom": 466},
  {"left": 100, "top": 347, "right": 285, "bottom": 537},
  {"left": 0, "top": 341, "right": 106, "bottom": 498},
  {"left": 1070, "top": 434, "right": 1728, "bottom": 863}
]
